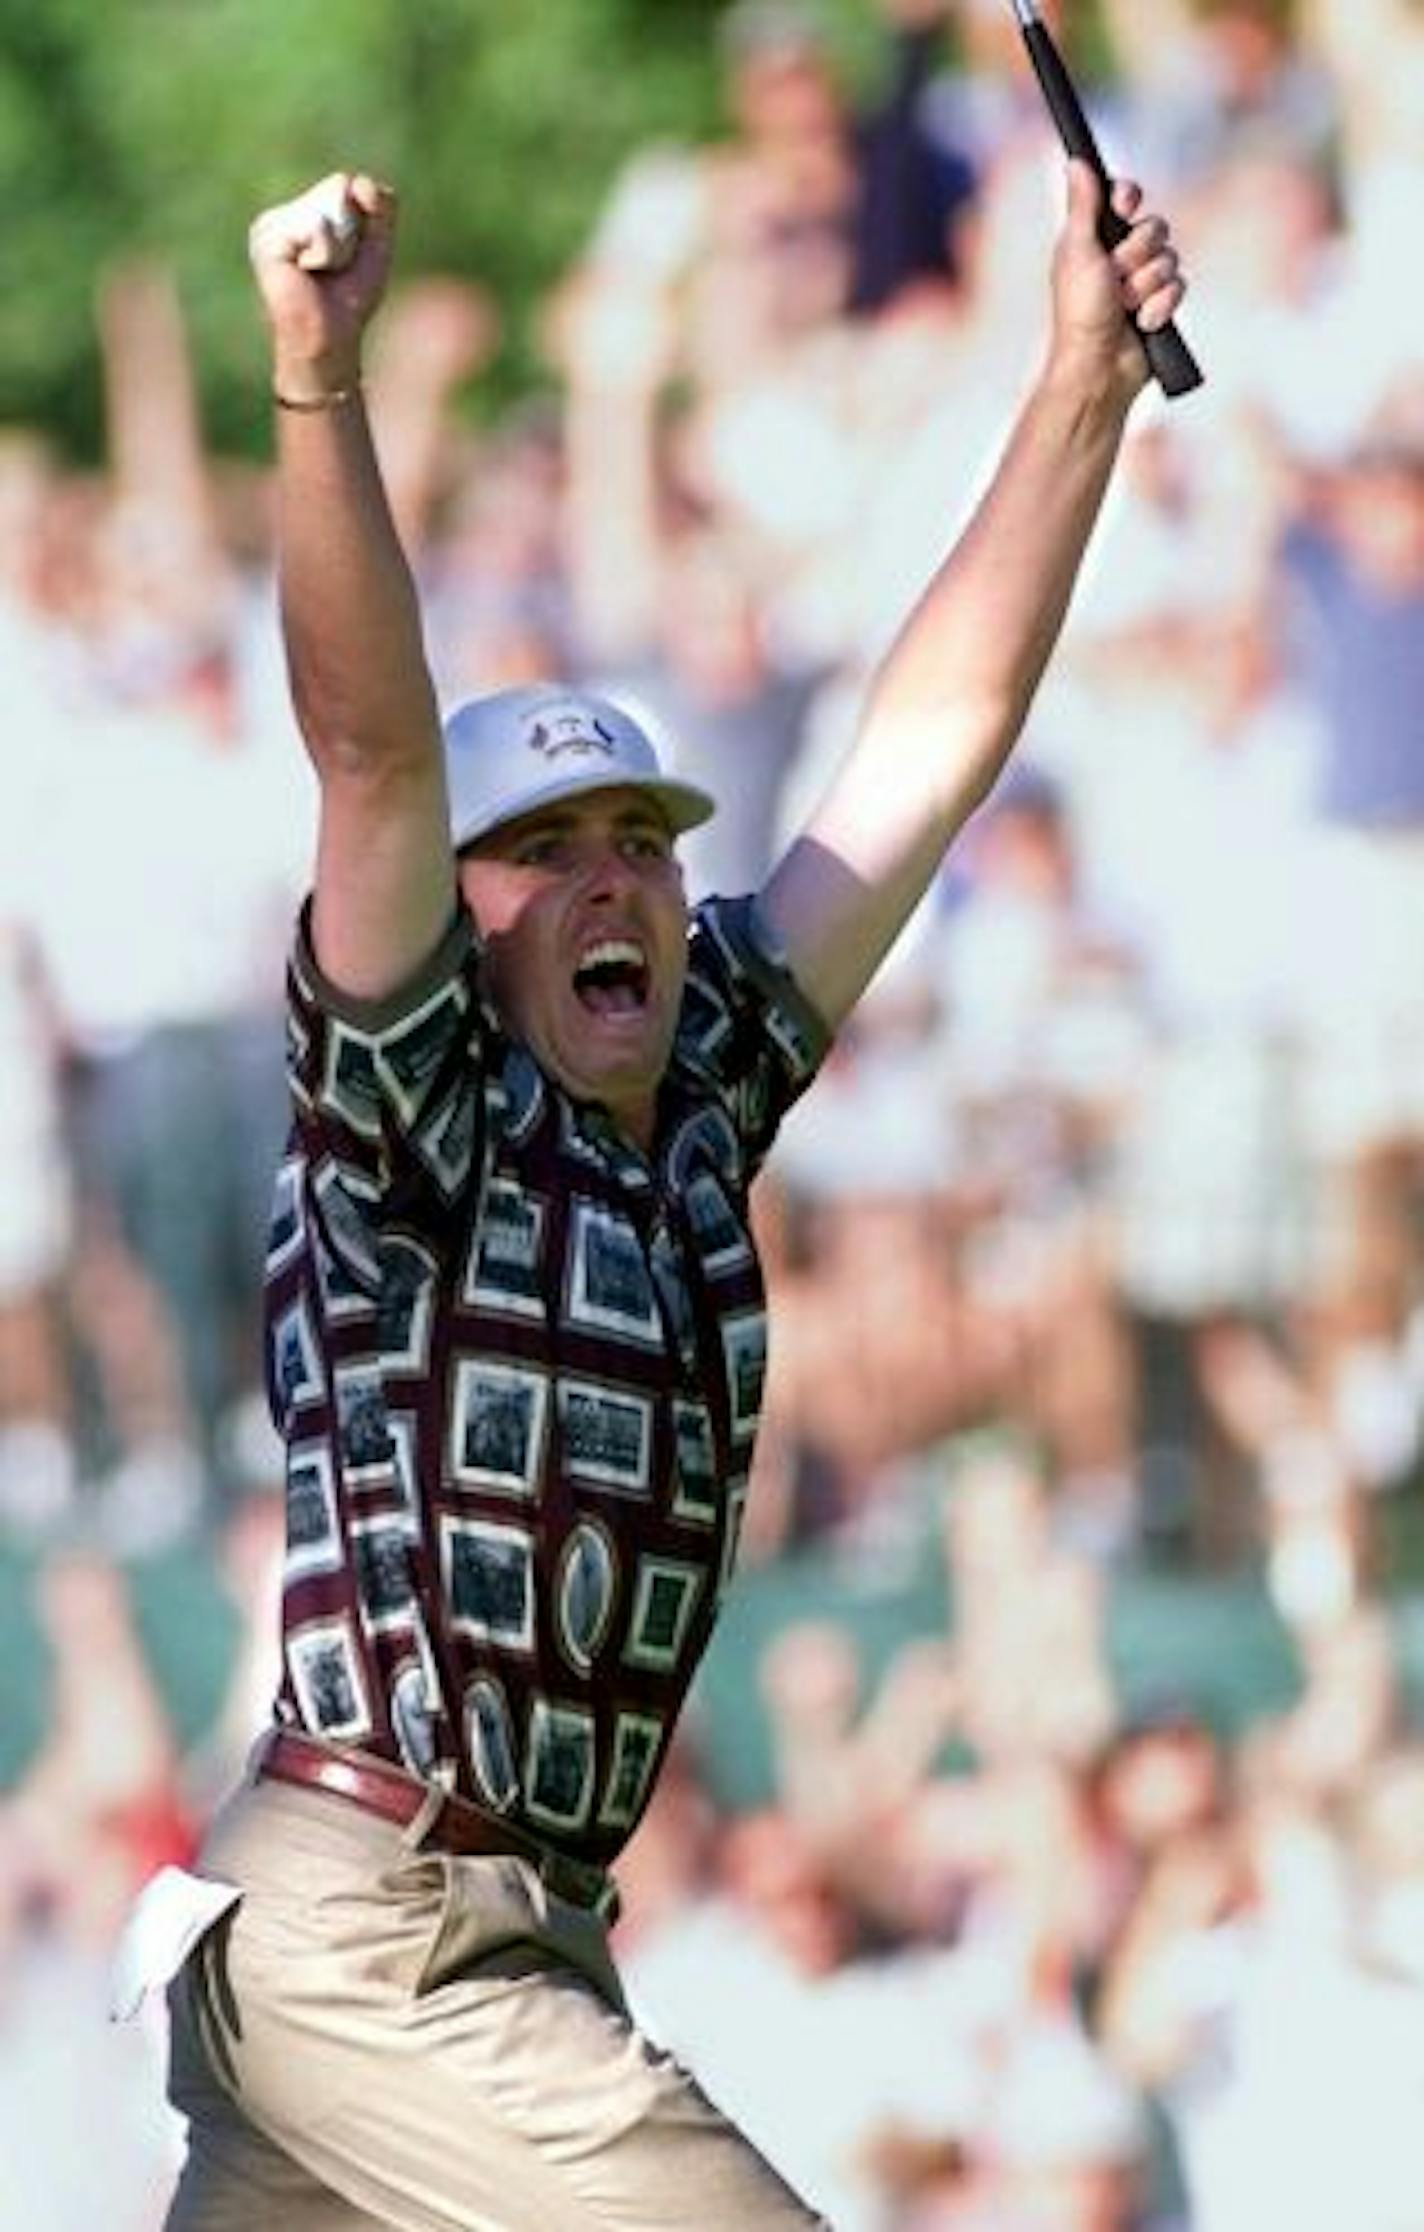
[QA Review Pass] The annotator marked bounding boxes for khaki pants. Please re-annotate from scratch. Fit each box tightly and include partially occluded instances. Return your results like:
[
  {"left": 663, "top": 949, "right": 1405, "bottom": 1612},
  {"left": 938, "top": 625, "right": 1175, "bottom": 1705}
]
[{"left": 164, "top": 1775, "right": 823, "bottom": 2232}]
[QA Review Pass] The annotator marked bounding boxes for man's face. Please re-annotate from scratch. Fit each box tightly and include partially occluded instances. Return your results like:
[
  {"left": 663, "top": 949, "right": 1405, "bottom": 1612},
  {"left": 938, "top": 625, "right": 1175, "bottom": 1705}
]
[{"left": 458, "top": 786, "right": 689, "bottom": 1150}]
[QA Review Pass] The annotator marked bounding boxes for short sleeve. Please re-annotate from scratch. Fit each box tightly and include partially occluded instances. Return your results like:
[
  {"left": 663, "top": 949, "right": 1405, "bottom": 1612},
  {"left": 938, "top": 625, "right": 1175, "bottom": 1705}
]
[
  {"left": 676, "top": 895, "right": 833, "bottom": 1178},
  {"left": 285, "top": 901, "right": 486, "bottom": 1206}
]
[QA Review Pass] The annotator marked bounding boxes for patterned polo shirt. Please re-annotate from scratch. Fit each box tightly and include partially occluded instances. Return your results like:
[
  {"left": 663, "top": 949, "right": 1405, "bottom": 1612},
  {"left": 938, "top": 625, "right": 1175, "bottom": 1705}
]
[{"left": 264, "top": 893, "right": 828, "bottom": 1863}]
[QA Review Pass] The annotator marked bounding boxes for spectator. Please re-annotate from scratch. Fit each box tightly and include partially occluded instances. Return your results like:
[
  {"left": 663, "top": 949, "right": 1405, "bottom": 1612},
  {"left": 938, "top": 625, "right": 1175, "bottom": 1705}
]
[
  {"left": 0, "top": 1544, "right": 192, "bottom": 2229},
  {"left": 1097, "top": 1751, "right": 1424, "bottom": 2232},
  {"left": 1100, "top": 0, "right": 1340, "bottom": 192},
  {"left": 1282, "top": 410, "right": 1424, "bottom": 1497},
  {"left": 13, "top": 264, "right": 309, "bottom": 1528}
]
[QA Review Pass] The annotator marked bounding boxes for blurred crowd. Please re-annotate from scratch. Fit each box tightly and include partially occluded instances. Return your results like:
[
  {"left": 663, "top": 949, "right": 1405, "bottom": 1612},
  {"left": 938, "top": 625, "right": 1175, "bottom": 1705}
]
[{"left": 2, "top": 1, "right": 1423, "bottom": 2226}]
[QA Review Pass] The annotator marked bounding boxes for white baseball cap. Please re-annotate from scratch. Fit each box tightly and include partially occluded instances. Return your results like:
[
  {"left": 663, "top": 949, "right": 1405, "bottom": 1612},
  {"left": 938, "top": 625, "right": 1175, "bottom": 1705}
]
[{"left": 442, "top": 683, "right": 716, "bottom": 851}]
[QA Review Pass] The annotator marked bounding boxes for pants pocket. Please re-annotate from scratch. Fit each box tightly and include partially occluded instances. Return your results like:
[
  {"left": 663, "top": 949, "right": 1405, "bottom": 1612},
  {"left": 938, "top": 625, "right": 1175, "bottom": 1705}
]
[
  {"left": 167, "top": 1904, "right": 246, "bottom": 2109},
  {"left": 408, "top": 1851, "right": 624, "bottom": 2009}
]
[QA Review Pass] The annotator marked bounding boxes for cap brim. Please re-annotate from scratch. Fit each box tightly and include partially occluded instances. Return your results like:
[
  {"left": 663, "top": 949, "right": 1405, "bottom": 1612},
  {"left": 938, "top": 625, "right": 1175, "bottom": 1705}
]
[{"left": 451, "top": 767, "right": 716, "bottom": 853}]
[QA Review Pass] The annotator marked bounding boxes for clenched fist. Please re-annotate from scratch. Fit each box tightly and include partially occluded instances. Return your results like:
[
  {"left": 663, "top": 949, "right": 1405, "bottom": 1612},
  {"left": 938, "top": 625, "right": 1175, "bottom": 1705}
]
[{"left": 249, "top": 170, "right": 397, "bottom": 407}]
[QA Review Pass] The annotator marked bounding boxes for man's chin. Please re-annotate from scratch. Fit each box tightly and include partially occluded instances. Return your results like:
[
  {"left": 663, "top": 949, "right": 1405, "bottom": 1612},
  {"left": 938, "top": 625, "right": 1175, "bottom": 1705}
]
[{"left": 540, "top": 1015, "right": 667, "bottom": 1102}]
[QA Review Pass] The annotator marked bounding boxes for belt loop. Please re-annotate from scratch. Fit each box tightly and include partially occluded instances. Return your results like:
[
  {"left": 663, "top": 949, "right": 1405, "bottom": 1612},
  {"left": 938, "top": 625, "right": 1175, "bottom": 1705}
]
[
  {"left": 402, "top": 1778, "right": 454, "bottom": 1853},
  {"left": 247, "top": 1725, "right": 280, "bottom": 1789}
]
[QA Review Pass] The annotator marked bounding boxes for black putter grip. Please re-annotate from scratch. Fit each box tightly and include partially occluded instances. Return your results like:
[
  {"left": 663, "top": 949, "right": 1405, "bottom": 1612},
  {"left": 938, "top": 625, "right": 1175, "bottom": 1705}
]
[{"left": 1022, "top": 21, "right": 1203, "bottom": 398}]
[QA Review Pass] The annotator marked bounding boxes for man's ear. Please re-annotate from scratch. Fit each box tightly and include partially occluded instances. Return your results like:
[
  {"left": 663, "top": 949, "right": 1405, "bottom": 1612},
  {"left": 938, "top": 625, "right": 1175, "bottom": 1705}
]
[{"left": 454, "top": 856, "right": 486, "bottom": 937}]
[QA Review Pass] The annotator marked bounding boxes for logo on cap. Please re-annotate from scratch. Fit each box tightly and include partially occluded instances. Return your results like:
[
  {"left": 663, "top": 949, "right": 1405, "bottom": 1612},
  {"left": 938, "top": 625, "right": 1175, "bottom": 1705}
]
[{"left": 527, "top": 714, "right": 618, "bottom": 761}]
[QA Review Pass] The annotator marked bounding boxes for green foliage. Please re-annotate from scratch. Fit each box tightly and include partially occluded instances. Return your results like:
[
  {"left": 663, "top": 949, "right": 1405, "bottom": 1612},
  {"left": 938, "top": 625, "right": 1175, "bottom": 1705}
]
[{"left": 0, "top": 0, "right": 736, "bottom": 457}]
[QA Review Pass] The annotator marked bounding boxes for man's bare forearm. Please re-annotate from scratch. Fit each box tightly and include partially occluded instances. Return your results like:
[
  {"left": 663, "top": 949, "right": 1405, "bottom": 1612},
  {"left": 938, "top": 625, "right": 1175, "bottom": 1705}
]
[
  {"left": 252, "top": 174, "right": 443, "bottom": 784},
  {"left": 763, "top": 356, "right": 1130, "bottom": 1028},
  {"left": 276, "top": 397, "right": 442, "bottom": 779},
  {"left": 857, "top": 349, "right": 1131, "bottom": 829}
]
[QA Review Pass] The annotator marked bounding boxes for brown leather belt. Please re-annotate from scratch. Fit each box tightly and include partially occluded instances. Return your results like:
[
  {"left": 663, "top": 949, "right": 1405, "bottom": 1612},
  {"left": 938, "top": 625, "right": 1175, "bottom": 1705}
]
[{"left": 256, "top": 1727, "right": 617, "bottom": 1918}]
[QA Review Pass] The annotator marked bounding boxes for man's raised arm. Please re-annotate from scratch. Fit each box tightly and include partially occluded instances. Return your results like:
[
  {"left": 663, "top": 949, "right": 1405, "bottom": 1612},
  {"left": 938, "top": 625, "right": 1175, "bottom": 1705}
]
[
  {"left": 249, "top": 171, "right": 454, "bottom": 1002},
  {"left": 759, "top": 161, "right": 1187, "bottom": 1032}
]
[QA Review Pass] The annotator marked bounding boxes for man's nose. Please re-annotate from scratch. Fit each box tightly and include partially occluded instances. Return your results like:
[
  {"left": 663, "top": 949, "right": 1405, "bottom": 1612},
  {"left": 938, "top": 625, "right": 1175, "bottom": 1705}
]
[{"left": 581, "top": 842, "right": 637, "bottom": 900}]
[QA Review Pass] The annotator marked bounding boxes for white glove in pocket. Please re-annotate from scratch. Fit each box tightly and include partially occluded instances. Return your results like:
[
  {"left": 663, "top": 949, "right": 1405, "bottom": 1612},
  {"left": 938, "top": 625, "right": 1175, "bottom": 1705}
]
[{"left": 109, "top": 1864, "right": 243, "bottom": 2022}]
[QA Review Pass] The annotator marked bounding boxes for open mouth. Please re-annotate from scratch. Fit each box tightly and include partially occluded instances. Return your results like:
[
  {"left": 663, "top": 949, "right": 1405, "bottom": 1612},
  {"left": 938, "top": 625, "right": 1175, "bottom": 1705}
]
[{"left": 572, "top": 937, "right": 651, "bottom": 1017}]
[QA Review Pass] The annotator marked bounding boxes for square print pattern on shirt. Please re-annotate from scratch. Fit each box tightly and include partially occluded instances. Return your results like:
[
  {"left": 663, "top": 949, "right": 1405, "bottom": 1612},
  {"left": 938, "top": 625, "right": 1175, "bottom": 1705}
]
[{"left": 268, "top": 895, "right": 830, "bottom": 1849}]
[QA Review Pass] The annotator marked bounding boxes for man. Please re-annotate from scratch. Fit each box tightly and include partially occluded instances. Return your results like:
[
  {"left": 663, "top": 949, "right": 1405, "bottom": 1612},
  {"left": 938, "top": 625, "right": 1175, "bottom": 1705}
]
[{"left": 141, "top": 149, "right": 1185, "bottom": 2230}]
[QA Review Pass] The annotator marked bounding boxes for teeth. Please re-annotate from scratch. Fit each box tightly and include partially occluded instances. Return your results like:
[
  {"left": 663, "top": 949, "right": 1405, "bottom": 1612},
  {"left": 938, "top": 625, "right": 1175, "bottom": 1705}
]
[{"left": 578, "top": 938, "right": 645, "bottom": 971}]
